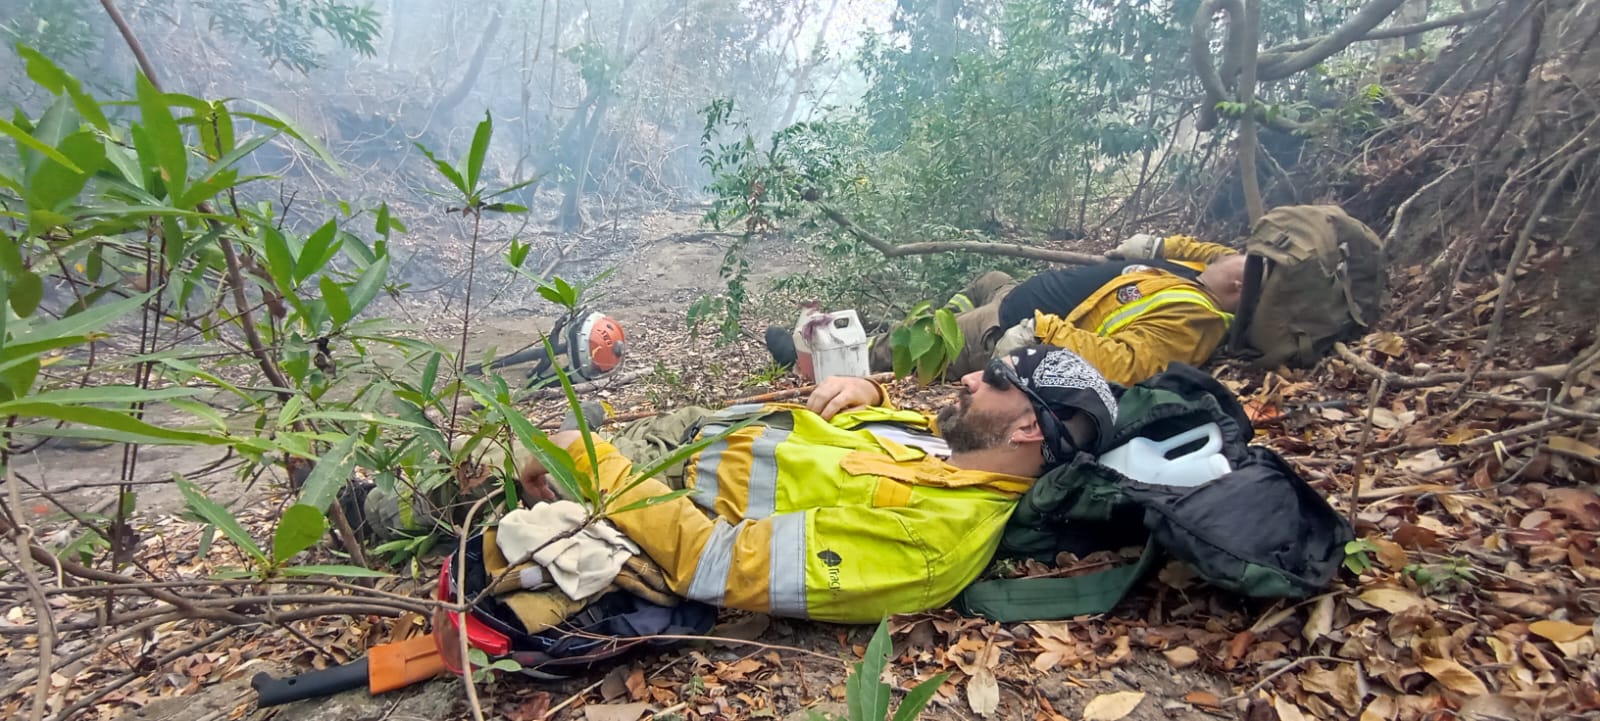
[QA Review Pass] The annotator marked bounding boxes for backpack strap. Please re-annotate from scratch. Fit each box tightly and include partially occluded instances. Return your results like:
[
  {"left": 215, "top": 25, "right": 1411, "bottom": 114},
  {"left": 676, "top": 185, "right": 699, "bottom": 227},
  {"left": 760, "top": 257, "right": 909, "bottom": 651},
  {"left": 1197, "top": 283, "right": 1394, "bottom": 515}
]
[{"left": 954, "top": 538, "right": 1160, "bottom": 622}]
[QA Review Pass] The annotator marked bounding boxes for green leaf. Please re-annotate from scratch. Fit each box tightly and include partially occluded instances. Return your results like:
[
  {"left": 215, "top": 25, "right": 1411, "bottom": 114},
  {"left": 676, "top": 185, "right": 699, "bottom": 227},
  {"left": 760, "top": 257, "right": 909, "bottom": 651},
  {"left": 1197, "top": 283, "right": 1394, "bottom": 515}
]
[
  {"left": 934, "top": 309, "right": 963, "bottom": 358},
  {"left": 234, "top": 102, "right": 343, "bottom": 176},
  {"left": 847, "top": 619, "right": 894, "bottom": 721},
  {"left": 174, "top": 167, "right": 240, "bottom": 209},
  {"left": 415, "top": 142, "right": 467, "bottom": 197},
  {"left": 296, "top": 220, "right": 342, "bottom": 284},
  {"left": 605, "top": 487, "right": 696, "bottom": 515},
  {"left": 907, "top": 328, "right": 936, "bottom": 360},
  {"left": 9, "top": 271, "right": 43, "bottom": 317},
  {"left": 421, "top": 352, "right": 441, "bottom": 399},
  {"left": 0, "top": 401, "right": 226, "bottom": 445},
  {"left": 346, "top": 254, "right": 390, "bottom": 317},
  {"left": 0, "top": 358, "right": 41, "bottom": 401},
  {"left": 320, "top": 275, "right": 351, "bottom": 327},
  {"left": 891, "top": 672, "right": 950, "bottom": 721},
  {"left": 28, "top": 130, "right": 104, "bottom": 211},
  {"left": 18, "top": 46, "right": 108, "bottom": 130},
  {"left": 19, "top": 385, "right": 203, "bottom": 406},
  {"left": 295, "top": 434, "right": 359, "bottom": 513},
  {"left": 0, "top": 115, "right": 83, "bottom": 174},
  {"left": 134, "top": 74, "right": 186, "bottom": 200},
  {"left": 261, "top": 226, "right": 296, "bottom": 292},
  {"left": 178, "top": 475, "right": 266, "bottom": 564},
  {"left": 465, "top": 111, "right": 492, "bottom": 193},
  {"left": 14, "top": 291, "right": 152, "bottom": 342},
  {"left": 279, "top": 564, "right": 392, "bottom": 578},
  {"left": 272, "top": 504, "right": 327, "bottom": 563}
]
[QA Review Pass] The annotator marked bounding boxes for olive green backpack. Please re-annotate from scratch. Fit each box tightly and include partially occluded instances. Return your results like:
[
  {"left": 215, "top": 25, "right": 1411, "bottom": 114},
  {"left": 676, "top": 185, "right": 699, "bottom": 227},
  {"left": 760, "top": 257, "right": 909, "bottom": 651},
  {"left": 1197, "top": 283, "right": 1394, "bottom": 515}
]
[{"left": 1228, "top": 206, "right": 1387, "bottom": 369}]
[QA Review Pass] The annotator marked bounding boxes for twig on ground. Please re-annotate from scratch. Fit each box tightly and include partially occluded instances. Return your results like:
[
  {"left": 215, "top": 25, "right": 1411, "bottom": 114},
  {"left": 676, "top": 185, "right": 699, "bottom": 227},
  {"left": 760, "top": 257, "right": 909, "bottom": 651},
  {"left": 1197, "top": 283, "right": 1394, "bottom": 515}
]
[
  {"left": 1335, "top": 342, "right": 1561, "bottom": 389},
  {"left": 1222, "top": 655, "right": 1355, "bottom": 704},
  {"left": 541, "top": 678, "right": 606, "bottom": 720},
  {"left": 1349, "top": 377, "right": 1386, "bottom": 523},
  {"left": 5, "top": 465, "right": 55, "bottom": 721}
]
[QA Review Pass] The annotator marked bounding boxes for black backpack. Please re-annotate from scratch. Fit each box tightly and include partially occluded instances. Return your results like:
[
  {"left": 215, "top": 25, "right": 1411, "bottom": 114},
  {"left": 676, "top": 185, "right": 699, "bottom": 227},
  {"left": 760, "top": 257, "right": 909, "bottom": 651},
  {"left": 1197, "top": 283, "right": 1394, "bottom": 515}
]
[{"left": 956, "top": 365, "right": 1352, "bottom": 622}]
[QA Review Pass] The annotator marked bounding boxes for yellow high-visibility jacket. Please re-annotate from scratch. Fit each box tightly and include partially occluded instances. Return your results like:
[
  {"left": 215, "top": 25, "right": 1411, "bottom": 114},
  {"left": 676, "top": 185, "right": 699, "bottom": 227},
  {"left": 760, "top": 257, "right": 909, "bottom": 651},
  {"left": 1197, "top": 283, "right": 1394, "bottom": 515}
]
[
  {"left": 1033, "top": 235, "right": 1238, "bottom": 385},
  {"left": 565, "top": 400, "right": 1033, "bottom": 624}
]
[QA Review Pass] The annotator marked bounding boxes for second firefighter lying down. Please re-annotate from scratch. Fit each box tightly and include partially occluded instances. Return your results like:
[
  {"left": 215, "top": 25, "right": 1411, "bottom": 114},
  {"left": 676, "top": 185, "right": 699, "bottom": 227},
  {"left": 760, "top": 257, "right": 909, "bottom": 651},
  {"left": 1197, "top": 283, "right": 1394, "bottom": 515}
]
[{"left": 505, "top": 345, "right": 1117, "bottom": 624}]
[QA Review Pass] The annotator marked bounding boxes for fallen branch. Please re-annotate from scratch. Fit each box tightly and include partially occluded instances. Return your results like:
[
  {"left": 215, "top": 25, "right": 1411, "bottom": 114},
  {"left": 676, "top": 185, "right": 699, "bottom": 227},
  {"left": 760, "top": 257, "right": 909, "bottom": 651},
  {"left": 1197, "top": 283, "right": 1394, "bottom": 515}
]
[
  {"left": 813, "top": 203, "right": 1103, "bottom": 266},
  {"left": 1334, "top": 342, "right": 1562, "bottom": 389}
]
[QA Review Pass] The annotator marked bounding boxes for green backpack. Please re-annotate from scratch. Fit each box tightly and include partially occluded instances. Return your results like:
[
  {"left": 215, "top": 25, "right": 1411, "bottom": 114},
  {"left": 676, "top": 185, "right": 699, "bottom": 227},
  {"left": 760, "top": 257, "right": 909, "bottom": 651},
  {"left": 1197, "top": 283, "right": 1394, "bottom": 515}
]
[
  {"left": 1228, "top": 205, "right": 1387, "bottom": 369},
  {"left": 955, "top": 364, "right": 1352, "bottom": 622}
]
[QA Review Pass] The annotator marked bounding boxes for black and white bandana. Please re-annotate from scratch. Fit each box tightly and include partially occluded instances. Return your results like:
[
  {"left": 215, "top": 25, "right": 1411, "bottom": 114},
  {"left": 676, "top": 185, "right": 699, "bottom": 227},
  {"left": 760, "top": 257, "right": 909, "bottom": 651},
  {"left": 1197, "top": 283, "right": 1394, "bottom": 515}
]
[{"left": 1006, "top": 345, "right": 1119, "bottom": 457}]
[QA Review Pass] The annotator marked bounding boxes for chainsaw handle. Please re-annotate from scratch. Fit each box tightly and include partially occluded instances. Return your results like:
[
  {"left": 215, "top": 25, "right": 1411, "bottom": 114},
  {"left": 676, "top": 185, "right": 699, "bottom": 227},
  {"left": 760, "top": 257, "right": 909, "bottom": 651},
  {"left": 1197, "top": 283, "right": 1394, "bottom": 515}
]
[{"left": 251, "top": 658, "right": 369, "bottom": 707}]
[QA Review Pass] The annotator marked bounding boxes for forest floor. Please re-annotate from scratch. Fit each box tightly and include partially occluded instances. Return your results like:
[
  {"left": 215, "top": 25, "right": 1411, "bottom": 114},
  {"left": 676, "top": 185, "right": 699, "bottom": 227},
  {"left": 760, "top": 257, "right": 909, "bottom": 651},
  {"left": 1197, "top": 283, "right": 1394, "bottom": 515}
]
[{"left": 3, "top": 209, "right": 1598, "bottom": 721}]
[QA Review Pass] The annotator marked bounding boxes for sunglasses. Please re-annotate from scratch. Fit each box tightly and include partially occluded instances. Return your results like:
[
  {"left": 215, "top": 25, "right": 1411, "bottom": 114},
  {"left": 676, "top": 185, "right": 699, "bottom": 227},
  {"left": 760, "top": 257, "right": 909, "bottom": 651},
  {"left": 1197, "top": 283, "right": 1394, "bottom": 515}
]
[{"left": 983, "top": 358, "right": 1075, "bottom": 461}]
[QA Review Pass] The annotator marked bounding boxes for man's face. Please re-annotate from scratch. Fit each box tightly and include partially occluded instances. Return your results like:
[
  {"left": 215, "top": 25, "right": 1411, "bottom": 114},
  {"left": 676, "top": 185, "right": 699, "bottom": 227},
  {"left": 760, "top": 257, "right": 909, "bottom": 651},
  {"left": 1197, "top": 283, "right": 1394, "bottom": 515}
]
[{"left": 937, "top": 364, "right": 1036, "bottom": 453}]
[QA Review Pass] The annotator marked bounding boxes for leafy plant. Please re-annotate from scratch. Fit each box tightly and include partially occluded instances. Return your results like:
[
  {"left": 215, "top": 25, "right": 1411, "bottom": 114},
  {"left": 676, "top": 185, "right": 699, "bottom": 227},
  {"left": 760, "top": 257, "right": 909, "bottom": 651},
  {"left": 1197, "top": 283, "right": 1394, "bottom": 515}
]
[
  {"left": 466, "top": 647, "right": 522, "bottom": 686},
  {"left": 889, "top": 302, "right": 964, "bottom": 386},
  {"left": 1343, "top": 538, "right": 1379, "bottom": 575},
  {"left": 1405, "top": 558, "right": 1477, "bottom": 595},
  {"left": 810, "top": 619, "right": 947, "bottom": 721}
]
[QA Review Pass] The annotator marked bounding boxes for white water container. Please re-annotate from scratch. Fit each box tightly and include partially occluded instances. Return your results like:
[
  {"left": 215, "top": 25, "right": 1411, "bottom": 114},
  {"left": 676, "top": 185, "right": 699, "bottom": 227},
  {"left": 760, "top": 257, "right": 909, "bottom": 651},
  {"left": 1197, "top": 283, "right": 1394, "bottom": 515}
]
[
  {"left": 793, "top": 309, "right": 870, "bottom": 383},
  {"left": 1098, "top": 423, "right": 1232, "bottom": 487}
]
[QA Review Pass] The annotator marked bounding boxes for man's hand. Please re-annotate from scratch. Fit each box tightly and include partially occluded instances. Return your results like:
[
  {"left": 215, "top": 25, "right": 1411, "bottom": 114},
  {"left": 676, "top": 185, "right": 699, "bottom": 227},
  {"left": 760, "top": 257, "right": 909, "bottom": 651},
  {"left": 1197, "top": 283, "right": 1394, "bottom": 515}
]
[
  {"left": 516, "top": 429, "right": 581, "bottom": 504},
  {"left": 1107, "top": 233, "right": 1163, "bottom": 260},
  {"left": 807, "top": 376, "right": 882, "bottom": 420},
  {"left": 992, "top": 318, "right": 1037, "bottom": 358}
]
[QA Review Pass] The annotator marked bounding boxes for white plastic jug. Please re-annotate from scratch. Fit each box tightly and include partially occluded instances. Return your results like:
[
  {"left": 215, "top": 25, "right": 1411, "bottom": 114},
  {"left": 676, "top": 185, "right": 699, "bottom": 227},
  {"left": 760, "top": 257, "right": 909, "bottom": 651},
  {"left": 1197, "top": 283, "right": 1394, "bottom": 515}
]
[
  {"left": 1097, "top": 423, "right": 1232, "bottom": 487},
  {"left": 793, "top": 309, "right": 869, "bottom": 383}
]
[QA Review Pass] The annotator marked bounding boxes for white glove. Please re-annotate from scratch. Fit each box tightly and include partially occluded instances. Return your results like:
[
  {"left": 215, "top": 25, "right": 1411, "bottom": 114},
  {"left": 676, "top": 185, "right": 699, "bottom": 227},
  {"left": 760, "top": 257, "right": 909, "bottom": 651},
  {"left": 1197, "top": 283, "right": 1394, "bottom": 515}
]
[
  {"left": 992, "top": 318, "right": 1037, "bottom": 358},
  {"left": 1109, "top": 233, "right": 1163, "bottom": 259}
]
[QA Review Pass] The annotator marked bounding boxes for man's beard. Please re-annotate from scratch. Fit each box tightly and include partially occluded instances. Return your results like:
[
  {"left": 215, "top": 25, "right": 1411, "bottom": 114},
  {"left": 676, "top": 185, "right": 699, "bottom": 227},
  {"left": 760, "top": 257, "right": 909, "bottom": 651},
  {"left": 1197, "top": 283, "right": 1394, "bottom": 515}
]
[{"left": 937, "top": 391, "right": 1020, "bottom": 454}]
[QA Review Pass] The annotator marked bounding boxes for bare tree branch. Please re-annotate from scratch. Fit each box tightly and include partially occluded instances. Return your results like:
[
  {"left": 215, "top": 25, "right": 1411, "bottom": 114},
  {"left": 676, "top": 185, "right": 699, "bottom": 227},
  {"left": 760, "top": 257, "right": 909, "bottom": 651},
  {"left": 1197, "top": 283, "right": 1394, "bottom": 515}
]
[
  {"left": 1263, "top": 5, "right": 1496, "bottom": 55},
  {"left": 1257, "top": 0, "right": 1408, "bottom": 80},
  {"left": 813, "top": 203, "right": 1104, "bottom": 266}
]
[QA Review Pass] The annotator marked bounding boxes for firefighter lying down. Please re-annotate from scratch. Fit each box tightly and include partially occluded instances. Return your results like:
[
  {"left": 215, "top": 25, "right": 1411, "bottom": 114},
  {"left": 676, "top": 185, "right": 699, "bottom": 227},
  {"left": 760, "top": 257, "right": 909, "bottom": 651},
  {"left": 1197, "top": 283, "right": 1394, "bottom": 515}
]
[{"left": 478, "top": 344, "right": 1117, "bottom": 625}]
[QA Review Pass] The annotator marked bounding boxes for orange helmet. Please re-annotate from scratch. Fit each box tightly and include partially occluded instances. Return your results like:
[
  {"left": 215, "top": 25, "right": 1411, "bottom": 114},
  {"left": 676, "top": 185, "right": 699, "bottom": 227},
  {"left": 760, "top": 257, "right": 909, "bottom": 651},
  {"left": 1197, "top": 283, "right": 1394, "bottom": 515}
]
[{"left": 565, "top": 311, "right": 626, "bottom": 380}]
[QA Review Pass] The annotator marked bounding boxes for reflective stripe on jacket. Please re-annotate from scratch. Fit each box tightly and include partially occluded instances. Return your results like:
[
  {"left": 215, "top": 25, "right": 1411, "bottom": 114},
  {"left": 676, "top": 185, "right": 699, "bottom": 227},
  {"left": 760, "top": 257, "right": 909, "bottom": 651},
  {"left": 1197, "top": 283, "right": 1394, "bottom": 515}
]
[
  {"left": 1033, "top": 259, "right": 1234, "bottom": 385},
  {"left": 569, "top": 403, "right": 1032, "bottom": 624}
]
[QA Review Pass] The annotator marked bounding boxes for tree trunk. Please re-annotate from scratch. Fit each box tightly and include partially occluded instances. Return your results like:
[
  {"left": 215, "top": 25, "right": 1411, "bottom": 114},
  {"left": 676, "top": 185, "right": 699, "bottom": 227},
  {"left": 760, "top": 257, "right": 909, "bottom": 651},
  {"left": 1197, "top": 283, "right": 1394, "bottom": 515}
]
[
  {"left": 430, "top": 3, "right": 505, "bottom": 127},
  {"left": 557, "top": 0, "right": 635, "bottom": 231},
  {"left": 778, "top": 0, "right": 842, "bottom": 128}
]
